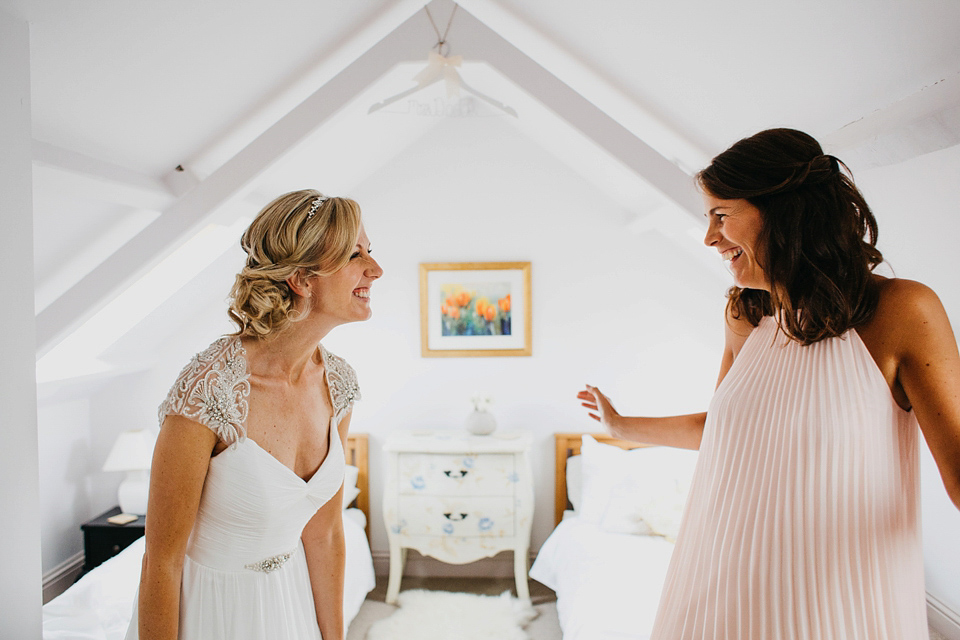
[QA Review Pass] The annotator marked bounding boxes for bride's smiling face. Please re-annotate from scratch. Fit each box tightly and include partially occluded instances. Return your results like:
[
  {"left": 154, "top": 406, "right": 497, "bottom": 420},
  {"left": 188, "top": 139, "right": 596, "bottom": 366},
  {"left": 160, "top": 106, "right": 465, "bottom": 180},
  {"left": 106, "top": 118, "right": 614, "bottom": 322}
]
[
  {"left": 308, "top": 224, "right": 383, "bottom": 324},
  {"left": 702, "top": 193, "right": 769, "bottom": 291}
]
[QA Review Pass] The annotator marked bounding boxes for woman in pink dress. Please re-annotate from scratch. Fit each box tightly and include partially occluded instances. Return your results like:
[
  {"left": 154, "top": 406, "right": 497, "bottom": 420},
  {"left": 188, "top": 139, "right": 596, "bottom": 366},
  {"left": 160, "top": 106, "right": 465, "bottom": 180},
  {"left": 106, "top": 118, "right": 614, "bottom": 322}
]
[
  {"left": 130, "top": 190, "right": 382, "bottom": 640},
  {"left": 579, "top": 128, "right": 960, "bottom": 639}
]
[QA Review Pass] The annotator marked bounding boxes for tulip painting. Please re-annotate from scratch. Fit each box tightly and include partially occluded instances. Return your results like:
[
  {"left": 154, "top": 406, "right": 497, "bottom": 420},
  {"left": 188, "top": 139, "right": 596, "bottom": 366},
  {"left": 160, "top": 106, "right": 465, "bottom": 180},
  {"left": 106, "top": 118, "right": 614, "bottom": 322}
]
[
  {"left": 420, "top": 261, "right": 531, "bottom": 357},
  {"left": 439, "top": 283, "right": 512, "bottom": 337}
]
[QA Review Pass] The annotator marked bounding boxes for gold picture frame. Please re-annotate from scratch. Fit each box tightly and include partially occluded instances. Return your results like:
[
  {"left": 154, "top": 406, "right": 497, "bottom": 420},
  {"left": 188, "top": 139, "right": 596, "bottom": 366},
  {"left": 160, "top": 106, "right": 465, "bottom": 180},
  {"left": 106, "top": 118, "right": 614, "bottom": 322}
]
[{"left": 419, "top": 262, "right": 532, "bottom": 357}]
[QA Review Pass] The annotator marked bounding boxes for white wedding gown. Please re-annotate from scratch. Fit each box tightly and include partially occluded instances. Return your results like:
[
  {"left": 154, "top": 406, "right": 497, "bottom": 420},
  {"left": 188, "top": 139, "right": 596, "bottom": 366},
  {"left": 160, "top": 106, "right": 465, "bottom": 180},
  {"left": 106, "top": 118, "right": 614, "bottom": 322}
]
[{"left": 125, "top": 336, "right": 360, "bottom": 640}]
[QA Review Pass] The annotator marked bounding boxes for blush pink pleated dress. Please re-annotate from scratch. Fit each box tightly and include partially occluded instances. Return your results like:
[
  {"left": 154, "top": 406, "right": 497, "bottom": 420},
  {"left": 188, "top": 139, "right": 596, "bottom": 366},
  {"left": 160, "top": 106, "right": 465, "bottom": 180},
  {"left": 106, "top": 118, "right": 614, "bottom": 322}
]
[{"left": 652, "top": 315, "right": 927, "bottom": 640}]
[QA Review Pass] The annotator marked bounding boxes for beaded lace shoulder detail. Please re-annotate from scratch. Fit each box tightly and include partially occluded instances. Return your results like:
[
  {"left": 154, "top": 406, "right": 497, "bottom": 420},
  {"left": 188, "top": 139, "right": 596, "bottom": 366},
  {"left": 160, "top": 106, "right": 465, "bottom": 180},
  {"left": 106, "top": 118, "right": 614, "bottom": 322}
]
[
  {"left": 158, "top": 336, "right": 251, "bottom": 446},
  {"left": 320, "top": 345, "right": 360, "bottom": 428}
]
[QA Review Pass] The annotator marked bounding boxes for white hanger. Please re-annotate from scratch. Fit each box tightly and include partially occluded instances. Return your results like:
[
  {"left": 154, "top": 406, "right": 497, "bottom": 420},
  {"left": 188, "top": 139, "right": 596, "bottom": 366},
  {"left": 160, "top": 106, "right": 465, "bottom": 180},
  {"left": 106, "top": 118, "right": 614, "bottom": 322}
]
[{"left": 368, "top": 51, "right": 518, "bottom": 118}]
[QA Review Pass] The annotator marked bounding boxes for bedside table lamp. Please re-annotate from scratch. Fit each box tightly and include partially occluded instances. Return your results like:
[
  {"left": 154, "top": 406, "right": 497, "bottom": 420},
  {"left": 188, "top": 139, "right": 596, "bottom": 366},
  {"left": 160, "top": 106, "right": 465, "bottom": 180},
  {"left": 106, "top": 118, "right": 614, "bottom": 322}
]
[{"left": 102, "top": 428, "right": 157, "bottom": 515}]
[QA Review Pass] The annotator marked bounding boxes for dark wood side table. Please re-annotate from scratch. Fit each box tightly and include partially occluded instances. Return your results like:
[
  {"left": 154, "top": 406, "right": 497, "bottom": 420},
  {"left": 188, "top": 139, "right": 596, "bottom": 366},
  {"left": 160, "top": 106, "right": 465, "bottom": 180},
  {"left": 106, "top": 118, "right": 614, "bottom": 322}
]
[{"left": 80, "top": 506, "right": 146, "bottom": 577}]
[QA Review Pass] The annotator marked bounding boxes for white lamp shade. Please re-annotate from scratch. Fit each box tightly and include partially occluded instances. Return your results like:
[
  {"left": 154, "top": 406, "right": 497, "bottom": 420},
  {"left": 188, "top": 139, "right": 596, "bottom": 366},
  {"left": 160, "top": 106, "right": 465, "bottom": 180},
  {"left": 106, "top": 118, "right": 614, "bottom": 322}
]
[{"left": 103, "top": 429, "right": 157, "bottom": 472}]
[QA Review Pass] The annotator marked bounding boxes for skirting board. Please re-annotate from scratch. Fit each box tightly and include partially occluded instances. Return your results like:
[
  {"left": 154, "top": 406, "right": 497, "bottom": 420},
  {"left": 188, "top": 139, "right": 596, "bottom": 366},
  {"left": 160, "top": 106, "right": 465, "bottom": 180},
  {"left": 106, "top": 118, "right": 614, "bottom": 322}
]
[
  {"left": 929, "top": 592, "right": 960, "bottom": 640},
  {"left": 42, "top": 552, "right": 84, "bottom": 604},
  {"left": 373, "top": 550, "right": 538, "bottom": 579}
]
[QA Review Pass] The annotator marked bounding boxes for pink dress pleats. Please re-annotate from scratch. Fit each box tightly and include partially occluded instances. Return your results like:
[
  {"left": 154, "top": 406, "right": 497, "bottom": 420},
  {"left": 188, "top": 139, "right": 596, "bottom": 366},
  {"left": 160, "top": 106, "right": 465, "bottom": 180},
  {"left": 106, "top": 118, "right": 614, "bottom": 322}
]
[{"left": 651, "top": 316, "right": 927, "bottom": 640}]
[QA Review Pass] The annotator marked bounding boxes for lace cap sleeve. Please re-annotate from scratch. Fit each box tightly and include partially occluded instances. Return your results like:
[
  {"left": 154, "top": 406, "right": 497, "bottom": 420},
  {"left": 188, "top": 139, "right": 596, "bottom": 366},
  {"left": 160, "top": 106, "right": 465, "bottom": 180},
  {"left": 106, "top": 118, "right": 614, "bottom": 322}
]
[
  {"left": 158, "top": 336, "right": 251, "bottom": 446},
  {"left": 320, "top": 346, "right": 360, "bottom": 427}
]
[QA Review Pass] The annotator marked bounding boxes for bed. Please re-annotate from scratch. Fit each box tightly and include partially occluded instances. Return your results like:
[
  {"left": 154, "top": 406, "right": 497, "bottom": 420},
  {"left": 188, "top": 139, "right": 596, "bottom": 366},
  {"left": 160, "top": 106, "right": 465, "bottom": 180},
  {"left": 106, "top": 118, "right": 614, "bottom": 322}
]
[
  {"left": 529, "top": 432, "right": 698, "bottom": 640},
  {"left": 42, "top": 434, "right": 377, "bottom": 640}
]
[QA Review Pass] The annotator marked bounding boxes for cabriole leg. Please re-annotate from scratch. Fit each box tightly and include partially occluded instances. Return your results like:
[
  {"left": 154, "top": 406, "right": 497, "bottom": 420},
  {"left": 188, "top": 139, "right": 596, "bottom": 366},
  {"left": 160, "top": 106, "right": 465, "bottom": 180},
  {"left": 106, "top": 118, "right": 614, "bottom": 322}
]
[
  {"left": 386, "top": 543, "right": 407, "bottom": 604},
  {"left": 514, "top": 546, "right": 530, "bottom": 601}
]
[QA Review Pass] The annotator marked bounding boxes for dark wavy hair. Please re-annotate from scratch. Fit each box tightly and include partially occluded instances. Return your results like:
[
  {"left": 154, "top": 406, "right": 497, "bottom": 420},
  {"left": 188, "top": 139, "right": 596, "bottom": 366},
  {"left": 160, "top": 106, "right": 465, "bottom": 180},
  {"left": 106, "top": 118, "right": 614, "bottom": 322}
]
[{"left": 697, "top": 128, "right": 883, "bottom": 345}]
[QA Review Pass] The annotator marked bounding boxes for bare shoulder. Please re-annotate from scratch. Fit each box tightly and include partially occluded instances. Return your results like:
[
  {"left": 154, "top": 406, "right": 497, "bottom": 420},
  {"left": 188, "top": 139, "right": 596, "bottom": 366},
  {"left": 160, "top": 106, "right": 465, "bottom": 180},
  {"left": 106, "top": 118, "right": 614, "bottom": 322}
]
[
  {"left": 861, "top": 277, "right": 957, "bottom": 378},
  {"left": 876, "top": 276, "right": 943, "bottom": 310},
  {"left": 870, "top": 277, "right": 951, "bottom": 335}
]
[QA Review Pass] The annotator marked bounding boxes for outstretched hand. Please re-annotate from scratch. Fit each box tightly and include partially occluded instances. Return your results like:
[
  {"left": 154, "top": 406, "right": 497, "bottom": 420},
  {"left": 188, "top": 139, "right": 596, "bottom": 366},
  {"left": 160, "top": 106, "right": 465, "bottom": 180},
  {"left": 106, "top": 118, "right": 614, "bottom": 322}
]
[{"left": 577, "top": 385, "right": 621, "bottom": 434}]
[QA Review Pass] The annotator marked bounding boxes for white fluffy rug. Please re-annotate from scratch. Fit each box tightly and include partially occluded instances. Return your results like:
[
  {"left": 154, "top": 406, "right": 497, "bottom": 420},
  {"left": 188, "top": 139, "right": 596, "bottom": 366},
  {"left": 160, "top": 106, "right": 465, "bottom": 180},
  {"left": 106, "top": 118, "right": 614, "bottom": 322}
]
[{"left": 365, "top": 590, "right": 538, "bottom": 640}]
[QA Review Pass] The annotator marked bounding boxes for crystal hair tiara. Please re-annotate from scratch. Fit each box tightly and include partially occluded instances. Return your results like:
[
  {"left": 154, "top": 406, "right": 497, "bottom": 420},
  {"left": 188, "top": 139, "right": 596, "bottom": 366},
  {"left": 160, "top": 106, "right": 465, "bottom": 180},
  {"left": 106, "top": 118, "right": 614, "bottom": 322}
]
[{"left": 307, "top": 196, "right": 330, "bottom": 219}]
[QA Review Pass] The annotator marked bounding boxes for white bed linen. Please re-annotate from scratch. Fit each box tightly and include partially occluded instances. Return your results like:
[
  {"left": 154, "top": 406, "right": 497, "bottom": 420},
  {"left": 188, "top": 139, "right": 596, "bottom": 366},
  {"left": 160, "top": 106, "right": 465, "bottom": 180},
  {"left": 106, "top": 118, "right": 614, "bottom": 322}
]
[
  {"left": 42, "top": 509, "right": 375, "bottom": 640},
  {"left": 530, "top": 514, "right": 675, "bottom": 640}
]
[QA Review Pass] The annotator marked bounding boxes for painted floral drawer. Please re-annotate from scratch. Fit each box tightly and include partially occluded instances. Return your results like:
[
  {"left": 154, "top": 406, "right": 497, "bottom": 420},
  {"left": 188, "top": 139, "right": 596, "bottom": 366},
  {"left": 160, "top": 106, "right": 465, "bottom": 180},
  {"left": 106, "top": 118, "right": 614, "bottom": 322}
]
[
  {"left": 395, "top": 495, "right": 515, "bottom": 538},
  {"left": 397, "top": 453, "right": 517, "bottom": 497},
  {"left": 382, "top": 432, "right": 535, "bottom": 601}
]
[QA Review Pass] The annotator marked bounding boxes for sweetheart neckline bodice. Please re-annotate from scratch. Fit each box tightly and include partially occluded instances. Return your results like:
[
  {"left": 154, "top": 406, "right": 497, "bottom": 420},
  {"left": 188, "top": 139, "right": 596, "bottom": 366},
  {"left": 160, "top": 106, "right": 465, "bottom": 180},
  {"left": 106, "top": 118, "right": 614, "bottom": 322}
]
[{"left": 216, "top": 433, "right": 341, "bottom": 485}]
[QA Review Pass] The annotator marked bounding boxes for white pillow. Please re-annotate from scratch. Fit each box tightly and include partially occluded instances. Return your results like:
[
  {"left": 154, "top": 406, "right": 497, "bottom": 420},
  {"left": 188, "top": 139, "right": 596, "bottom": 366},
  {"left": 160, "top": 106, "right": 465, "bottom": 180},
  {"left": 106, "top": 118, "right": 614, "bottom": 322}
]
[
  {"left": 343, "top": 464, "right": 361, "bottom": 509},
  {"left": 343, "top": 506, "right": 367, "bottom": 530},
  {"left": 579, "top": 434, "right": 698, "bottom": 540}
]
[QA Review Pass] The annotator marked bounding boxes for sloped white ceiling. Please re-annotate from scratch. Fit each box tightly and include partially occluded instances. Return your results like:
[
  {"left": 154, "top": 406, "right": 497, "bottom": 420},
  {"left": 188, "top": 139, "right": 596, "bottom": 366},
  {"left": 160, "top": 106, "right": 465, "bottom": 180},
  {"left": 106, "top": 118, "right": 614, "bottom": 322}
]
[
  {"left": 11, "top": 0, "right": 402, "bottom": 175},
  {"left": 489, "top": 0, "right": 960, "bottom": 152},
  {"left": 8, "top": 0, "right": 959, "bottom": 174},
  {"left": 3, "top": 0, "right": 959, "bottom": 377}
]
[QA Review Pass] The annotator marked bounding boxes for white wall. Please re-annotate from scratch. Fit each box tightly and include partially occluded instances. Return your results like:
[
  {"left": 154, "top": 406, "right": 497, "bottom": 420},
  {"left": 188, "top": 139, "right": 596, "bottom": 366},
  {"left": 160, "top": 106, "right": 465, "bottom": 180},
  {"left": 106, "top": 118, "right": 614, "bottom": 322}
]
[
  {"left": 1, "top": 7, "right": 43, "bottom": 635},
  {"left": 37, "top": 398, "right": 92, "bottom": 571},
  {"left": 856, "top": 145, "right": 960, "bottom": 617}
]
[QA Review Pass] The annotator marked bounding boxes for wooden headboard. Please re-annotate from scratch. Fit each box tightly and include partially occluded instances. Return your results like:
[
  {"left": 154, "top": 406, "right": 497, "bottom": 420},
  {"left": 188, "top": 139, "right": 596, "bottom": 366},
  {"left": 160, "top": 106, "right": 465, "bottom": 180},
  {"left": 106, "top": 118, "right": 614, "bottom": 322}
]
[
  {"left": 345, "top": 433, "right": 370, "bottom": 541},
  {"left": 554, "top": 432, "right": 653, "bottom": 526}
]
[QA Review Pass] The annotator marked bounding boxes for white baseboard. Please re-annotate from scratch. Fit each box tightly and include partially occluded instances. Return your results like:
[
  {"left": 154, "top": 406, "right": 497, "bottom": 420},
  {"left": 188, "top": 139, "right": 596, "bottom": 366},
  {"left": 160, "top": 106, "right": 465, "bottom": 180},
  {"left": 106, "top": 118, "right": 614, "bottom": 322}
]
[
  {"left": 372, "top": 550, "right": 539, "bottom": 579},
  {"left": 42, "top": 552, "right": 84, "bottom": 604},
  {"left": 929, "top": 592, "right": 960, "bottom": 640}
]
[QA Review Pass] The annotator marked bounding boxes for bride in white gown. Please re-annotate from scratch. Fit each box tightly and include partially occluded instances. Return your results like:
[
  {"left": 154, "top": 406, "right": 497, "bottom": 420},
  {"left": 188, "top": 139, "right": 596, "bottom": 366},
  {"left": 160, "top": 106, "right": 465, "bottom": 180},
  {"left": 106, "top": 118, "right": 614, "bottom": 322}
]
[{"left": 127, "top": 190, "right": 382, "bottom": 640}]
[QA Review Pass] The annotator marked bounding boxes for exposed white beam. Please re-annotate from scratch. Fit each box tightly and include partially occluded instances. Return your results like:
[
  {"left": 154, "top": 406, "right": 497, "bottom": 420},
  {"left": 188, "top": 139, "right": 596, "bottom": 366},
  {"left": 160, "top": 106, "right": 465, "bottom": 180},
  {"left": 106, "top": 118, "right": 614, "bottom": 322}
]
[
  {"left": 824, "top": 70, "right": 960, "bottom": 169},
  {"left": 161, "top": 164, "right": 202, "bottom": 197},
  {"left": 457, "top": 0, "right": 709, "bottom": 174},
  {"left": 37, "top": 215, "right": 253, "bottom": 383},
  {"left": 35, "top": 6, "right": 437, "bottom": 357},
  {"left": 186, "top": 0, "right": 432, "bottom": 177},
  {"left": 32, "top": 140, "right": 175, "bottom": 210},
  {"left": 34, "top": 209, "right": 159, "bottom": 314},
  {"left": 451, "top": 4, "right": 703, "bottom": 221}
]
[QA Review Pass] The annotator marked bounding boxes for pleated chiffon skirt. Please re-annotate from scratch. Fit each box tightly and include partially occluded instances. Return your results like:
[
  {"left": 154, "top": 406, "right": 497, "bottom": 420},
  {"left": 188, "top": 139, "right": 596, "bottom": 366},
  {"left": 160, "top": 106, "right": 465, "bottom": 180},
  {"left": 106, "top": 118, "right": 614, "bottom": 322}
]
[{"left": 652, "top": 316, "right": 927, "bottom": 640}]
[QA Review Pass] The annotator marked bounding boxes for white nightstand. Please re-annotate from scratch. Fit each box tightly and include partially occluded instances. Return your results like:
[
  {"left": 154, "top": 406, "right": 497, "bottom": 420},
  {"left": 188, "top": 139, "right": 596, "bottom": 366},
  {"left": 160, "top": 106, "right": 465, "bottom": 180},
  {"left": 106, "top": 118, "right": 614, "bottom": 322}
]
[{"left": 382, "top": 430, "right": 534, "bottom": 603}]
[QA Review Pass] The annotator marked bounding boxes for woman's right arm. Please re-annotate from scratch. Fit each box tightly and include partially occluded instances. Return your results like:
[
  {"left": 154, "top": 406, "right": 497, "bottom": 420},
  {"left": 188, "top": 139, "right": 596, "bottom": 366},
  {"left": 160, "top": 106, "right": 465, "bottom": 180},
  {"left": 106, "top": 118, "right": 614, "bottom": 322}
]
[
  {"left": 577, "top": 305, "right": 754, "bottom": 450},
  {"left": 137, "top": 415, "right": 217, "bottom": 640},
  {"left": 576, "top": 387, "right": 706, "bottom": 449}
]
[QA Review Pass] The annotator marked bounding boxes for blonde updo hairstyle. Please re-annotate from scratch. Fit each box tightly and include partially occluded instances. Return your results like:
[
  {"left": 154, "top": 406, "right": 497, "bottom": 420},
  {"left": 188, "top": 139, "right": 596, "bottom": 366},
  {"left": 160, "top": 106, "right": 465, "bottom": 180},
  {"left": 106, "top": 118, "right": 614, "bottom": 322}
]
[{"left": 228, "top": 189, "right": 361, "bottom": 338}]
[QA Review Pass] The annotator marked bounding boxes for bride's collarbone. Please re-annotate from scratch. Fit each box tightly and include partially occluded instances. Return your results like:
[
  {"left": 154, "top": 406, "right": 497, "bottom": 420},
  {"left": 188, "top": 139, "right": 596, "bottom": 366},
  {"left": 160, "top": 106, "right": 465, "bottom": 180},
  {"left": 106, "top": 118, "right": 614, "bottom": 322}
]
[
  {"left": 243, "top": 389, "right": 335, "bottom": 471},
  {"left": 248, "top": 369, "right": 333, "bottom": 426},
  {"left": 247, "top": 404, "right": 333, "bottom": 449}
]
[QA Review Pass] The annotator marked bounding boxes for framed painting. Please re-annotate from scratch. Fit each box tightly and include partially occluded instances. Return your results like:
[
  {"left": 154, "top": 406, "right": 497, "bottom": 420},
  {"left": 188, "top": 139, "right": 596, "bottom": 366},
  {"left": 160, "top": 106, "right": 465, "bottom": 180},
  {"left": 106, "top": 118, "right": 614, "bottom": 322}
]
[{"left": 419, "top": 262, "right": 532, "bottom": 357}]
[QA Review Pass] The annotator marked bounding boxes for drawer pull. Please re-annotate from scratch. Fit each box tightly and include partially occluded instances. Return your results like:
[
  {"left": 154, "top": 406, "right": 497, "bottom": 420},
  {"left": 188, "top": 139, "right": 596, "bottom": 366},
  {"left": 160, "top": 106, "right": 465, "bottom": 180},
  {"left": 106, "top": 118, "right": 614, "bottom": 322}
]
[
  {"left": 443, "top": 512, "right": 469, "bottom": 521},
  {"left": 443, "top": 469, "right": 469, "bottom": 479}
]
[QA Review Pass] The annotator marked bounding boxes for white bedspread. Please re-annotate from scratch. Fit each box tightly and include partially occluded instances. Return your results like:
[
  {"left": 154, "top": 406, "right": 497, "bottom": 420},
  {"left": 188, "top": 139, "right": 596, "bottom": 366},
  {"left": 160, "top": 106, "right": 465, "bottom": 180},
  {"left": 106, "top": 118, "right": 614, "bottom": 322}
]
[
  {"left": 530, "top": 515, "right": 675, "bottom": 640},
  {"left": 42, "top": 509, "right": 376, "bottom": 640}
]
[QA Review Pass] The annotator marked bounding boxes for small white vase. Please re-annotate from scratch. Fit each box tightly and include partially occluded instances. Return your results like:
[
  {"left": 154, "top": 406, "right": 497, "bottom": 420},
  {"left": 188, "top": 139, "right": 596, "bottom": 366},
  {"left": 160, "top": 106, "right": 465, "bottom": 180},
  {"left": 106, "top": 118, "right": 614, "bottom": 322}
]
[{"left": 465, "top": 409, "right": 497, "bottom": 435}]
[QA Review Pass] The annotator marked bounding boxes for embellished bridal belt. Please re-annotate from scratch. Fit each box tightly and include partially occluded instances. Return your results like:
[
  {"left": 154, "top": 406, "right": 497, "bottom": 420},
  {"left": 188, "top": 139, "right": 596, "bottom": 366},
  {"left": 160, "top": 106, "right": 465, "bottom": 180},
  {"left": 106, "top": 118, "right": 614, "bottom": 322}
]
[{"left": 244, "top": 549, "right": 295, "bottom": 573}]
